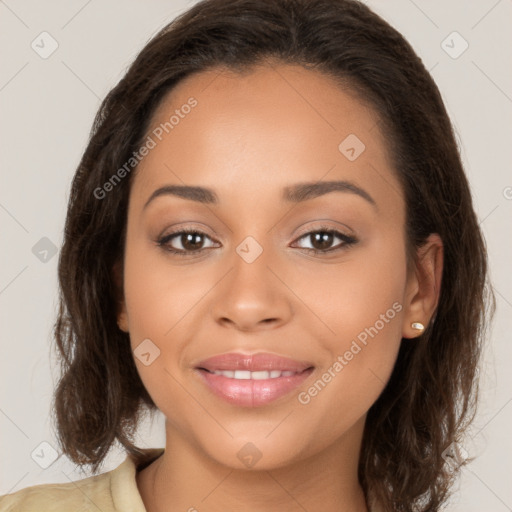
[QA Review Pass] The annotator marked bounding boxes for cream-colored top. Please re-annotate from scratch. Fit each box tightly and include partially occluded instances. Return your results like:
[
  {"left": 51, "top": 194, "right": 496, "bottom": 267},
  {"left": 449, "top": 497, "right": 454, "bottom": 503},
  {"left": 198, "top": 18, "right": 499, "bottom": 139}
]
[
  {"left": 1, "top": 448, "right": 383, "bottom": 511},
  {"left": 0, "top": 448, "right": 164, "bottom": 512}
]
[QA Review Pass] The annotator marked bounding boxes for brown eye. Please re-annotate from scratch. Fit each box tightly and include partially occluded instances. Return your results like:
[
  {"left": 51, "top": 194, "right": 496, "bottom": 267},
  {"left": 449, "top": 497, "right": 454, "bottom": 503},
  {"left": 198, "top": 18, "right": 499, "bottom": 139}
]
[
  {"left": 309, "top": 232, "right": 335, "bottom": 251},
  {"left": 157, "top": 229, "right": 219, "bottom": 255},
  {"left": 179, "top": 232, "right": 205, "bottom": 251},
  {"left": 293, "top": 228, "right": 357, "bottom": 253}
]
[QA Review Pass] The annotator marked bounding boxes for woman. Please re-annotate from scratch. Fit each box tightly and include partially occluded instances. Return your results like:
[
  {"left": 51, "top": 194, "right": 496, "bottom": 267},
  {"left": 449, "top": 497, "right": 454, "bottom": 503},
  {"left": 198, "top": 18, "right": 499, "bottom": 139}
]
[{"left": 0, "top": 0, "right": 494, "bottom": 510}]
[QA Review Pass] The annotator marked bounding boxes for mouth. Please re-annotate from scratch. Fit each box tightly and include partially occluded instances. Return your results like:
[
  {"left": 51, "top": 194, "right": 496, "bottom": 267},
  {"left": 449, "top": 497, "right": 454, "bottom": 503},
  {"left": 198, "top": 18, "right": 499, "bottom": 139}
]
[
  {"left": 195, "top": 353, "right": 314, "bottom": 407},
  {"left": 204, "top": 369, "right": 303, "bottom": 379}
]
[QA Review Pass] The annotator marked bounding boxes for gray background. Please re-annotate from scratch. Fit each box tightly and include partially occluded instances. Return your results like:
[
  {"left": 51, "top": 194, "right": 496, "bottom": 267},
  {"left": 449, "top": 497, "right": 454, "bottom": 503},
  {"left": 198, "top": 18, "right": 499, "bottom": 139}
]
[{"left": 1, "top": 0, "right": 511, "bottom": 509}]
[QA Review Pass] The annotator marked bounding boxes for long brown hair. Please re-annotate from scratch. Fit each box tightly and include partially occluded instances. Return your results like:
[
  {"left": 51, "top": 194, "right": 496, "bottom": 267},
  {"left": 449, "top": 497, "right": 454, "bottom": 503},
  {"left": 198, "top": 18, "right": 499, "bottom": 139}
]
[{"left": 52, "top": 1, "right": 494, "bottom": 510}]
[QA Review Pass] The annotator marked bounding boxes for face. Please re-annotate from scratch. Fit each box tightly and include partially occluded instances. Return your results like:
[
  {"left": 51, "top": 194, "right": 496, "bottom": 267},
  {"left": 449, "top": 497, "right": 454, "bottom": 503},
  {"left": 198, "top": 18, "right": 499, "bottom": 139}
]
[{"left": 118, "top": 63, "right": 436, "bottom": 470}]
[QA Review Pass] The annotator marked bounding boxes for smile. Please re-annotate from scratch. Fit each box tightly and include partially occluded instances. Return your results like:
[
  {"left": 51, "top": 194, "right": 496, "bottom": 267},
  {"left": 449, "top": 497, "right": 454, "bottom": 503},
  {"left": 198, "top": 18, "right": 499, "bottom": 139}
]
[
  {"left": 195, "top": 352, "right": 314, "bottom": 407},
  {"left": 207, "top": 369, "right": 299, "bottom": 379}
]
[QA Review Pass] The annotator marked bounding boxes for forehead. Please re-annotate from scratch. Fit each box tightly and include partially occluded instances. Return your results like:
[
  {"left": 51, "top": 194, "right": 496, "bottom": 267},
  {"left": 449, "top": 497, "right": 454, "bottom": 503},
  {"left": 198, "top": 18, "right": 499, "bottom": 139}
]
[{"left": 131, "top": 63, "right": 401, "bottom": 214}]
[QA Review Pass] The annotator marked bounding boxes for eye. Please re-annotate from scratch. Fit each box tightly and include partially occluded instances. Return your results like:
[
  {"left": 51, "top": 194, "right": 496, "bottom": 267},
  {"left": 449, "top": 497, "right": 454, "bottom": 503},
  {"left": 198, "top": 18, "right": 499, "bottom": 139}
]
[
  {"left": 292, "top": 227, "right": 357, "bottom": 254},
  {"left": 156, "top": 225, "right": 358, "bottom": 257},
  {"left": 157, "top": 229, "right": 219, "bottom": 256}
]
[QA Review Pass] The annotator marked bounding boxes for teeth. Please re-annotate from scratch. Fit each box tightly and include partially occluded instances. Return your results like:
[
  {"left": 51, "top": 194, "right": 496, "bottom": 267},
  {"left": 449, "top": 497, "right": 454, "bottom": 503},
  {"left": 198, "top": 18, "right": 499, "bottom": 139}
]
[
  {"left": 211, "top": 369, "right": 297, "bottom": 379},
  {"left": 251, "top": 371, "right": 270, "bottom": 380}
]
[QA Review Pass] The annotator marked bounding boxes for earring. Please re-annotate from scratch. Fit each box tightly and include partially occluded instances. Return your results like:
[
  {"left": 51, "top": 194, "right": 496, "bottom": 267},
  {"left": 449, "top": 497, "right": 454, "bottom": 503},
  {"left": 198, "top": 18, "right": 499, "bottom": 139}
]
[{"left": 411, "top": 322, "right": 425, "bottom": 333}]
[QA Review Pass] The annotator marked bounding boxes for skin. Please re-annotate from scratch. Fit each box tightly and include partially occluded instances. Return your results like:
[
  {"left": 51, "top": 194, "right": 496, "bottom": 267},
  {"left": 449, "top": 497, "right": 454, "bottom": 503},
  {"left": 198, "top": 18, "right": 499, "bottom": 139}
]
[{"left": 117, "top": 62, "right": 443, "bottom": 512}]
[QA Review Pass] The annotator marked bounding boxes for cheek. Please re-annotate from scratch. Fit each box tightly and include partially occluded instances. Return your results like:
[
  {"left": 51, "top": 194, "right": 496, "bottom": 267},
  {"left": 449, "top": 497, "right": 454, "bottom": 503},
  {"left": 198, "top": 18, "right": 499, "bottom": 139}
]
[
  {"left": 121, "top": 239, "right": 199, "bottom": 415},
  {"left": 293, "top": 236, "right": 407, "bottom": 429},
  {"left": 122, "top": 233, "right": 208, "bottom": 343},
  {"left": 121, "top": 233, "right": 223, "bottom": 403},
  {"left": 292, "top": 230, "right": 407, "bottom": 346}
]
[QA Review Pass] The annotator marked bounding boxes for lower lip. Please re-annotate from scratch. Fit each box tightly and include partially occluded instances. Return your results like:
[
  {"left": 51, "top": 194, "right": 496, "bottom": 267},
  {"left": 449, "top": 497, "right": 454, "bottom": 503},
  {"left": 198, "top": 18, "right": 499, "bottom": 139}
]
[{"left": 197, "top": 368, "right": 314, "bottom": 407}]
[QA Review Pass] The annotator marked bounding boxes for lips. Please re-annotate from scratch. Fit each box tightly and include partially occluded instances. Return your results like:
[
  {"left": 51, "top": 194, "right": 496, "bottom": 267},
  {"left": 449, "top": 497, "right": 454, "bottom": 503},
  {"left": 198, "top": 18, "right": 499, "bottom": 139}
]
[
  {"left": 195, "top": 353, "right": 314, "bottom": 407},
  {"left": 208, "top": 369, "right": 299, "bottom": 379}
]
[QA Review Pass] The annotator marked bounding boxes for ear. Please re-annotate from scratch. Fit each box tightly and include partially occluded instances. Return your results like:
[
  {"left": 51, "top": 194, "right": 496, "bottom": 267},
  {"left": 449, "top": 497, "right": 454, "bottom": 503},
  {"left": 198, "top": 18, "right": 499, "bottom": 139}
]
[
  {"left": 402, "top": 233, "right": 443, "bottom": 339},
  {"left": 112, "top": 260, "right": 129, "bottom": 333}
]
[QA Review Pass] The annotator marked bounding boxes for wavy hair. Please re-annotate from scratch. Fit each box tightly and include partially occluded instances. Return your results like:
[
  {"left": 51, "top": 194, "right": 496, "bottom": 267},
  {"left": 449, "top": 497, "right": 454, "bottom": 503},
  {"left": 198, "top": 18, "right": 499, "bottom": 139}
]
[{"left": 52, "top": 0, "right": 494, "bottom": 510}]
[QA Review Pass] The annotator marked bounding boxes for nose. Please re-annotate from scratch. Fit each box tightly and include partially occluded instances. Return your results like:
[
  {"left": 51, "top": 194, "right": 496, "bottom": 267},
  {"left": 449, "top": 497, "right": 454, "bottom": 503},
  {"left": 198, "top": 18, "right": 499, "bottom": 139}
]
[{"left": 210, "top": 244, "right": 294, "bottom": 332}]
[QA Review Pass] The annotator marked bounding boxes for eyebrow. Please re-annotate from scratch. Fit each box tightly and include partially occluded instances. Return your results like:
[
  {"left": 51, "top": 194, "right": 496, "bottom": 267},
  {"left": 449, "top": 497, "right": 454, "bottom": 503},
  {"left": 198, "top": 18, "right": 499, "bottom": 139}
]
[
  {"left": 282, "top": 180, "right": 376, "bottom": 207},
  {"left": 143, "top": 180, "right": 376, "bottom": 209}
]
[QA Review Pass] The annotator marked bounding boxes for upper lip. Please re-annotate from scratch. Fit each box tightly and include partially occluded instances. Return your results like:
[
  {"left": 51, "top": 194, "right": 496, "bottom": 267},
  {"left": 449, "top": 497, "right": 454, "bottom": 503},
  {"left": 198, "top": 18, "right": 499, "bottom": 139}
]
[{"left": 196, "top": 353, "right": 314, "bottom": 373}]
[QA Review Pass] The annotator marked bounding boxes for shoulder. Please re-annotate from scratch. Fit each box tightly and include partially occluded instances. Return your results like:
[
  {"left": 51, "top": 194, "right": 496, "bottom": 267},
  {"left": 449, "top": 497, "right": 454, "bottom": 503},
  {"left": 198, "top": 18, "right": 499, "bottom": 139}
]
[
  {"left": 0, "top": 472, "right": 113, "bottom": 512},
  {"left": 0, "top": 448, "right": 164, "bottom": 512}
]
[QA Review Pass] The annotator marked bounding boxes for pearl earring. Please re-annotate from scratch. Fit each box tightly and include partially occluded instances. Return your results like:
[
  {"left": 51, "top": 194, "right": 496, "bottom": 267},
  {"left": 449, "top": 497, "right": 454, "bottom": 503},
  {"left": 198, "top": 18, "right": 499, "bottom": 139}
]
[{"left": 411, "top": 322, "right": 425, "bottom": 332}]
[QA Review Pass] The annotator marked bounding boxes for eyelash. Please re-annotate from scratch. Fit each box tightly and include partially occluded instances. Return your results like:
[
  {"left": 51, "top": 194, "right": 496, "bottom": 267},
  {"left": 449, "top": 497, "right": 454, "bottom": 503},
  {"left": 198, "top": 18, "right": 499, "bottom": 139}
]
[{"left": 156, "top": 225, "right": 358, "bottom": 257}]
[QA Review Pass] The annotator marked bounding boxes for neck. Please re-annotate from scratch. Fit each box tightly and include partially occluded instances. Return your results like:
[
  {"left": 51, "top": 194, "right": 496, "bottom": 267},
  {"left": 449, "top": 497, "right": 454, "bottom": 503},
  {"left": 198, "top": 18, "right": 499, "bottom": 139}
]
[{"left": 137, "top": 418, "right": 369, "bottom": 512}]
